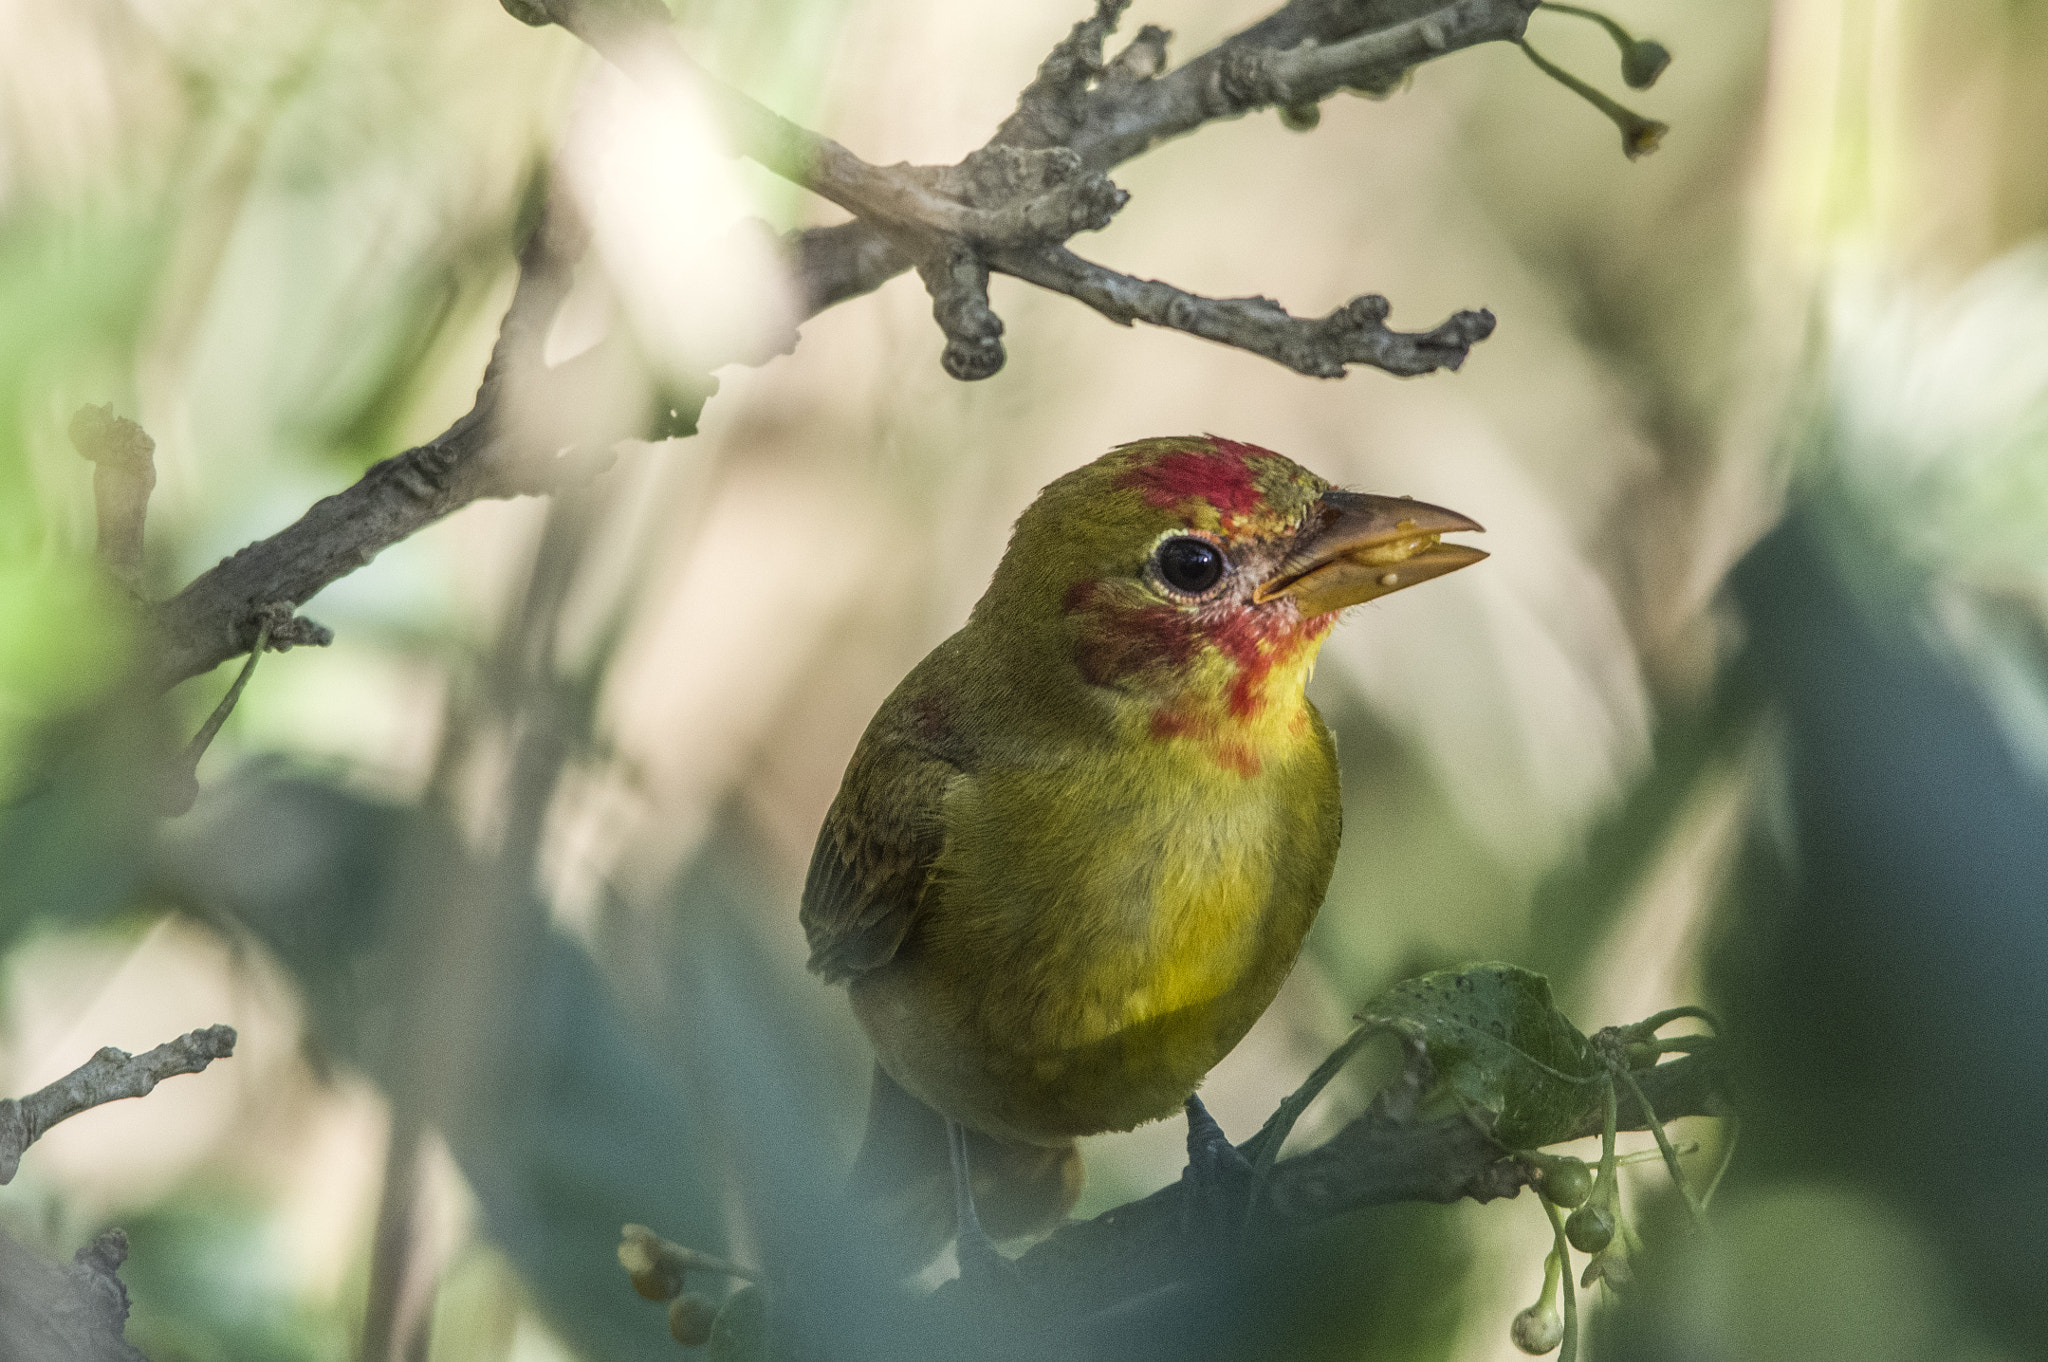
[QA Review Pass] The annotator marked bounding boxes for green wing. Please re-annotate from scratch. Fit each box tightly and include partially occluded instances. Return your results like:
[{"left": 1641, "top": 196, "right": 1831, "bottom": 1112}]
[{"left": 801, "top": 703, "right": 966, "bottom": 984}]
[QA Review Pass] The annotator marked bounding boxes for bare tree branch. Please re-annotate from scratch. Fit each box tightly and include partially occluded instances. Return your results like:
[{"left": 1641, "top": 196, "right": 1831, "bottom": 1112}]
[
  {"left": 1219, "top": 0, "right": 1532, "bottom": 110},
  {"left": 536, "top": 0, "right": 1130, "bottom": 253},
  {"left": 0, "top": 1228, "right": 150, "bottom": 1362},
  {"left": 0, "top": 1025, "right": 238, "bottom": 1185},
  {"left": 0, "top": 1032, "right": 239, "bottom": 1360},
  {"left": 942, "top": 1049, "right": 1724, "bottom": 1324},
  {"left": 996, "top": 244, "right": 1497, "bottom": 378},
  {"left": 137, "top": 0, "right": 1551, "bottom": 691},
  {"left": 540, "top": 0, "right": 1519, "bottom": 376},
  {"left": 146, "top": 189, "right": 599, "bottom": 690},
  {"left": 793, "top": 0, "right": 1540, "bottom": 301},
  {"left": 615, "top": 1047, "right": 1725, "bottom": 1351}
]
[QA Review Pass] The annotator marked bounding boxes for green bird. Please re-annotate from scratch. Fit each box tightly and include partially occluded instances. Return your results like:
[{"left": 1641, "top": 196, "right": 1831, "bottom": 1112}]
[{"left": 801, "top": 434, "right": 1484, "bottom": 1266}]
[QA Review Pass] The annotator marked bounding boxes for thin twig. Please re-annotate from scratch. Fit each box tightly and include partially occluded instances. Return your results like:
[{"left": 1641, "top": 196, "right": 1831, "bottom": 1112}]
[
  {"left": 67, "top": 404, "right": 157, "bottom": 593},
  {"left": 1700, "top": 1114, "right": 1739, "bottom": 1211},
  {"left": 1542, "top": 1196, "right": 1580, "bottom": 1362},
  {"left": 1616, "top": 1063, "right": 1706, "bottom": 1223},
  {"left": 159, "top": 608, "right": 287, "bottom": 816},
  {"left": 1520, "top": 39, "right": 1667, "bottom": 159},
  {"left": 618, "top": 1223, "right": 761, "bottom": 1294},
  {"left": 1242, "top": 1021, "right": 1377, "bottom": 1210},
  {"left": 1000, "top": 245, "right": 1496, "bottom": 378},
  {"left": 0, "top": 1025, "right": 238, "bottom": 1184},
  {"left": 1635, "top": 1005, "right": 1723, "bottom": 1034}
]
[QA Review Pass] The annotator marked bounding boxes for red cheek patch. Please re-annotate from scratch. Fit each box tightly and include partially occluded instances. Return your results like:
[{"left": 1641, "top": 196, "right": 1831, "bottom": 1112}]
[{"left": 1069, "top": 598, "right": 1197, "bottom": 688}]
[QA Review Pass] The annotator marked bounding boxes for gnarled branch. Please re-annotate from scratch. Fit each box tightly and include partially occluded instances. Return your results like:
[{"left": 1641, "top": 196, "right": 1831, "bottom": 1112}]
[
  {"left": 998, "top": 245, "right": 1498, "bottom": 378},
  {"left": 140, "top": 0, "right": 1551, "bottom": 690},
  {"left": 0, "top": 1025, "right": 238, "bottom": 1185},
  {"left": 942, "top": 1048, "right": 1724, "bottom": 1327},
  {"left": 0, "top": 1031, "right": 238, "bottom": 1362},
  {"left": 0, "top": 1228, "right": 150, "bottom": 1362}
]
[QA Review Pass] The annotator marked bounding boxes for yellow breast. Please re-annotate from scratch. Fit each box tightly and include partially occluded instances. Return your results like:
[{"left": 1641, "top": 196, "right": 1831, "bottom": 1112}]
[{"left": 853, "top": 710, "right": 1341, "bottom": 1144}]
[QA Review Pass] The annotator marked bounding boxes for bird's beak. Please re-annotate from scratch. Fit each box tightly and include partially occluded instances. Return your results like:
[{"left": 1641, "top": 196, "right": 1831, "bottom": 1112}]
[{"left": 1254, "top": 490, "right": 1487, "bottom": 616}]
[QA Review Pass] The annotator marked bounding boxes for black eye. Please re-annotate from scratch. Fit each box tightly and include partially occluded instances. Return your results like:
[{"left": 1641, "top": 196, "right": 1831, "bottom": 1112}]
[{"left": 1156, "top": 536, "right": 1226, "bottom": 595}]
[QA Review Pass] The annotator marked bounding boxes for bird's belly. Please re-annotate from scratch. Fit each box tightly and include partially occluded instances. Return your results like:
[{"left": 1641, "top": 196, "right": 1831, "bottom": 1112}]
[{"left": 853, "top": 763, "right": 1332, "bottom": 1144}]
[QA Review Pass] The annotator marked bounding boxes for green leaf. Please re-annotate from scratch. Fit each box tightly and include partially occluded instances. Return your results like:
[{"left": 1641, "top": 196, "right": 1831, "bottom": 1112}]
[{"left": 1358, "top": 963, "right": 1601, "bottom": 1149}]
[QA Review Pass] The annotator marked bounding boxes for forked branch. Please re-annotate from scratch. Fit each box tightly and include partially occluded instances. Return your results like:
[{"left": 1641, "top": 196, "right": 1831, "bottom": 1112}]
[{"left": 138, "top": 0, "right": 1574, "bottom": 690}]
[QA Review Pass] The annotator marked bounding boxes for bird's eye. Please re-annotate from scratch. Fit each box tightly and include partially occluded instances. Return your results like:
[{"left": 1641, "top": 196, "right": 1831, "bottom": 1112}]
[{"left": 1155, "top": 537, "right": 1227, "bottom": 595}]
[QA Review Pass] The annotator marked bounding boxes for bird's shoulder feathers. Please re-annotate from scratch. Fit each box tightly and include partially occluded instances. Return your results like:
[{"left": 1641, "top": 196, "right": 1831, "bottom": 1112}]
[{"left": 801, "top": 657, "right": 980, "bottom": 983}]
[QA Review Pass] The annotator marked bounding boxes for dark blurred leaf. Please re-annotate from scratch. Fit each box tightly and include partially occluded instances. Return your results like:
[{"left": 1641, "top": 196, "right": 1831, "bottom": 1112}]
[
  {"left": 1605, "top": 498, "right": 2048, "bottom": 1358},
  {"left": 155, "top": 770, "right": 729, "bottom": 1362},
  {"left": 113, "top": 1198, "right": 332, "bottom": 1362},
  {"left": 1359, "top": 963, "right": 1600, "bottom": 1149},
  {"left": 0, "top": 706, "right": 169, "bottom": 963}
]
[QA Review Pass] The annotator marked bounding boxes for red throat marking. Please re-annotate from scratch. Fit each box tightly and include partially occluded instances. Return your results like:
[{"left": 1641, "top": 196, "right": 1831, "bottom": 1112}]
[{"left": 1069, "top": 580, "right": 1336, "bottom": 782}]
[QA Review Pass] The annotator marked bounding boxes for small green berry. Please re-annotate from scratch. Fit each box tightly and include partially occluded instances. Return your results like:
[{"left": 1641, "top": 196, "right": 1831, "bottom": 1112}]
[
  {"left": 1624, "top": 1039, "right": 1662, "bottom": 1070},
  {"left": 632, "top": 1267, "right": 677, "bottom": 1303},
  {"left": 1565, "top": 1203, "right": 1614, "bottom": 1254},
  {"left": 1539, "top": 1156, "right": 1594, "bottom": 1208},
  {"left": 669, "top": 1292, "right": 719, "bottom": 1348},
  {"left": 1511, "top": 1302, "right": 1564, "bottom": 1354},
  {"left": 1622, "top": 39, "right": 1672, "bottom": 89},
  {"left": 618, "top": 1225, "right": 683, "bottom": 1302}
]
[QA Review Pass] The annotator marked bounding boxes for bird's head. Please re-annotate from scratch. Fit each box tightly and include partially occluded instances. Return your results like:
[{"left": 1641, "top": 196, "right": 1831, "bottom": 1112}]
[{"left": 976, "top": 435, "right": 1485, "bottom": 760}]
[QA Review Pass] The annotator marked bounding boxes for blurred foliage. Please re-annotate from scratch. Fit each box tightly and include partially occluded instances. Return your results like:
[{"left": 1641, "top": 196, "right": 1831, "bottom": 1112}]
[
  {"left": 1597, "top": 498, "right": 2047, "bottom": 1362},
  {"left": 118, "top": 1195, "right": 343, "bottom": 1362}
]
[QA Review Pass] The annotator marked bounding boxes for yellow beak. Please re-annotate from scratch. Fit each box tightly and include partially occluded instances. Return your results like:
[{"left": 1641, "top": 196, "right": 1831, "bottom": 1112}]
[{"left": 1253, "top": 491, "right": 1487, "bottom": 617}]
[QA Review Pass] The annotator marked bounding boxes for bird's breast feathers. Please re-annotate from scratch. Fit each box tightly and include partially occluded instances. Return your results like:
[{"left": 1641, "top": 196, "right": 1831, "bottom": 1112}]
[
  {"left": 933, "top": 707, "right": 1337, "bottom": 1041},
  {"left": 854, "top": 715, "right": 1338, "bottom": 1139}
]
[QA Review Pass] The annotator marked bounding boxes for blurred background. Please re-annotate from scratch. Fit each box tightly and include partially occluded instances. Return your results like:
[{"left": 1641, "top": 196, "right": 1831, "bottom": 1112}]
[{"left": 2, "top": 0, "right": 2046, "bottom": 1358}]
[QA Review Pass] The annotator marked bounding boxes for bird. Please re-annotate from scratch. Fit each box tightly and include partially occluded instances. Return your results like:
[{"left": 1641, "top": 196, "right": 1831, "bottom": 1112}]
[{"left": 800, "top": 434, "right": 1485, "bottom": 1270}]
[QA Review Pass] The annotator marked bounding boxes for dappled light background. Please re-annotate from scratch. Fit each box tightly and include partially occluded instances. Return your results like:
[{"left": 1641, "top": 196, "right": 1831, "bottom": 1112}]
[{"left": 3, "top": 0, "right": 2047, "bottom": 1359}]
